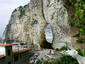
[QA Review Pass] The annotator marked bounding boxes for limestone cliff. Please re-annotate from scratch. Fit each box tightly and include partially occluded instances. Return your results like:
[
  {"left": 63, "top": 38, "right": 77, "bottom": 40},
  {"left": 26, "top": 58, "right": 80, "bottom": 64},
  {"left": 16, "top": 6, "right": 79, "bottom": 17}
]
[{"left": 2, "top": 0, "right": 71, "bottom": 50}]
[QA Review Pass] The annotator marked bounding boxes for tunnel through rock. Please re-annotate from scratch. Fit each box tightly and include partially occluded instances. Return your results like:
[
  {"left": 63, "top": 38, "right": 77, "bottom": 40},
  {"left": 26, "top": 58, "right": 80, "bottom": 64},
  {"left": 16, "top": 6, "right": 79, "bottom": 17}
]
[
  {"left": 44, "top": 24, "right": 53, "bottom": 43},
  {"left": 40, "top": 24, "right": 53, "bottom": 49}
]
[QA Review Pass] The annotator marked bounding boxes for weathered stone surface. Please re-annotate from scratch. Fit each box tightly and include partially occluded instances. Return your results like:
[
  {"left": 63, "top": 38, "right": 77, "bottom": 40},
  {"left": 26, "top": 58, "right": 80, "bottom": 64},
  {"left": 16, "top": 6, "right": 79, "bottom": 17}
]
[
  {"left": 37, "top": 49, "right": 61, "bottom": 61},
  {"left": 2, "top": 0, "right": 71, "bottom": 50},
  {"left": 0, "top": 37, "right": 2, "bottom": 43}
]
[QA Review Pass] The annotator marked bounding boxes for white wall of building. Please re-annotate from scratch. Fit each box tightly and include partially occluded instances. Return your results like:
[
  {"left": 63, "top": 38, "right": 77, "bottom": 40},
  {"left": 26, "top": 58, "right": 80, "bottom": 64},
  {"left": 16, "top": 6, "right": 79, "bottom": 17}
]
[{"left": 0, "top": 46, "right": 5, "bottom": 55}]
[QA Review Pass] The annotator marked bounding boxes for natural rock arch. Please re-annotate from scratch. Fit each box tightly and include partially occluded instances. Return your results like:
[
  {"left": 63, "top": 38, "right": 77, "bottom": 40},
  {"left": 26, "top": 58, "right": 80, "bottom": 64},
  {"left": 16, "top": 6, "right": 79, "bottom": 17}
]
[
  {"left": 44, "top": 24, "right": 53, "bottom": 44},
  {"left": 2, "top": 0, "right": 71, "bottom": 50},
  {"left": 40, "top": 24, "right": 53, "bottom": 49}
]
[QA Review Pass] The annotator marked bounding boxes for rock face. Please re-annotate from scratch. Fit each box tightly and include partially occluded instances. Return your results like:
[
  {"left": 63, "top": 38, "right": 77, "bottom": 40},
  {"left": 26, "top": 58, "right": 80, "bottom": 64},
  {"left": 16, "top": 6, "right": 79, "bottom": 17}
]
[
  {"left": 2, "top": 0, "right": 71, "bottom": 50},
  {"left": 0, "top": 37, "right": 2, "bottom": 43}
]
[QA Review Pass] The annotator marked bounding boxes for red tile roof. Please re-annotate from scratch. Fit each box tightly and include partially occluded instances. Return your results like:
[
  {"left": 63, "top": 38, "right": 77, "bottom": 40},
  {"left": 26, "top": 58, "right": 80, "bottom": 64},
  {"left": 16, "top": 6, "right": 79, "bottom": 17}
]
[
  {"left": 0, "top": 43, "right": 18, "bottom": 46},
  {"left": 0, "top": 55, "right": 5, "bottom": 59},
  {"left": 13, "top": 48, "right": 31, "bottom": 54}
]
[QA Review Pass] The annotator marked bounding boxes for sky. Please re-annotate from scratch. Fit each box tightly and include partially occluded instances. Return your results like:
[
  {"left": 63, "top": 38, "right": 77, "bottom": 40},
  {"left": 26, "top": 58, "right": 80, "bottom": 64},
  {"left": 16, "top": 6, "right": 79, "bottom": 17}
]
[{"left": 0, "top": 0, "right": 30, "bottom": 37}]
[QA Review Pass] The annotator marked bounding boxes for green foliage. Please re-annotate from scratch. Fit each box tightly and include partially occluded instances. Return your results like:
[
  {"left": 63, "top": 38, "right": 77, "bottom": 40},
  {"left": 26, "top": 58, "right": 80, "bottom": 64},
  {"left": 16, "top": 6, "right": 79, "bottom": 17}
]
[
  {"left": 36, "top": 56, "right": 78, "bottom": 64},
  {"left": 77, "top": 49, "right": 82, "bottom": 55},
  {"left": 76, "top": 39, "right": 82, "bottom": 43},
  {"left": 80, "top": 27, "right": 85, "bottom": 35},
  {"left": 70, "top": 0, "right": 85, "bottom": 43},
  {"left": 58, "top": 56, "right": 79, "bottom": 64},
  {"left": 56, "top": 46, "right": 67, "bottom": 51},
  {"left": 69, "top": 0, "right": 73, "bottom": 3},
  {"left": 31, "top": 19, "right": 38, "bottom": 26},
  {"left": 12, "top": 9, "right": 17, "bottom": 13},
  {"left": 77, "top": 49, "right": 85, "bottom": 57},
  {"left": 18, "top": 6, "right": 25, "bottom": 19},
  {"left": 76, "top": 38, "right": 85, "bottom": 43},
  {"left": 36, "top": 60, "right": 42, "bottom": 64},
  {"left": 82, "top": 50, "right": 85, "bottom": 56},
  {"left": 36, "top": 60, "right": 59, "bottom": 64},
  {"left": 70, "top": 0, "right": 85, "bottom": 28}
]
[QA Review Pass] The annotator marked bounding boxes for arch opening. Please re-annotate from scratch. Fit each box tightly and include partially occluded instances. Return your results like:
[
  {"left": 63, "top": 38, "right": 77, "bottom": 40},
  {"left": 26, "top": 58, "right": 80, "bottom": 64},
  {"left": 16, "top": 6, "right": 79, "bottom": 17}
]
[
  {"left": 44, "top": 24, "right": 53, "bottom": 43},
  {"left": 41, "top": 24, "right": 53, "bottom": 49}
]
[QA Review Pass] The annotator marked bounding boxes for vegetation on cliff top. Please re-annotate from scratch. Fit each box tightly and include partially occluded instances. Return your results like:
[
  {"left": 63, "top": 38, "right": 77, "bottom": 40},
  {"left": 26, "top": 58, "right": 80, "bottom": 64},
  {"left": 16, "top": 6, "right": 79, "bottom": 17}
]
[
  {"left": 69, "top": 0, "right": 85, "bottom": 43},
  {"left": 18, "top": 6, "right": 25, "bottom": 19}
]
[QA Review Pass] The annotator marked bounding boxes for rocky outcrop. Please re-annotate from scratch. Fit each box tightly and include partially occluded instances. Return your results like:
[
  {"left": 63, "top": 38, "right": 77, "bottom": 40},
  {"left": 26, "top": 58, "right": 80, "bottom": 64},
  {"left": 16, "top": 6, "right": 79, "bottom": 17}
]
[
  {"left": 2, "top": 0, "right": 71, "bottom": 50},
  {"left": 0, "top": 37, "right": 2, "bottom": 43}
]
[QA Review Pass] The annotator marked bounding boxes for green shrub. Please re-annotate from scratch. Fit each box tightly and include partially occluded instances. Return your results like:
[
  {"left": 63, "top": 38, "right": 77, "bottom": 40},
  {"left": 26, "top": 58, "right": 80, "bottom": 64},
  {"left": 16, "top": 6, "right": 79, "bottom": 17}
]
[
  {"left": 36, "top": 60, "right": 59, "bottom": 64},
  {"left": 56, "top": 46, "right": 67, "bottom": 51},
  {"left": 69, "top": 0, "right": 73, "bottom": 3},
  {"left": 77, "top": 49, "right": 83, "bottom": 55},
  {"left": 70, "top": 0, "right": 85, "bottom": 43},
  {"left": 31, "top": 19, "right": 38, "bottom": 26},
  {"left": 80, "top": 27, "right": 85, "bottom": 35},
  {"left": 77, "top": 49, "right": 85, "bottom": 57},
  {"left": 76, "top": 38, "right": 85, "bottom": 43},
  {"left": 12, "top": 9, "right": 17, "bottom": 13},
  {"left": 36, "top": 60, "right": 42, "bottom": 64},
  {"left": 18, "top": 6, "right": 25, "bottom": 19},
  {"left": 76, "top": 39, "right": 83, "bottom": 43},
  {"left": 82, "top": 50, "right": 85, "bottom": 56},
  {"left": 58, "top": 55, "right": 79, "bottom": 64}
]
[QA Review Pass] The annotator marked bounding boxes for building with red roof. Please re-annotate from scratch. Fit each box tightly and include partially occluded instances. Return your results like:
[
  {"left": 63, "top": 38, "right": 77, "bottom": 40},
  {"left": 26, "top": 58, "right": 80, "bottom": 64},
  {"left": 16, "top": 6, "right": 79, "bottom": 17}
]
[{"left": 0, "top": 43, "right": 33, "bottom": 64}]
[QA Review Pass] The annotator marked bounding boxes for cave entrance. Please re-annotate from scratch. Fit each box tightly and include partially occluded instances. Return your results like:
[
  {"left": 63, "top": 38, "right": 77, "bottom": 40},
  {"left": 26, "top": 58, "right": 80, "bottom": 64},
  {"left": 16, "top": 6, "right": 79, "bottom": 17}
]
[{"left": 43, "top": 24, "right": 53, "bottom": 49}]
